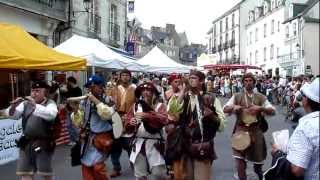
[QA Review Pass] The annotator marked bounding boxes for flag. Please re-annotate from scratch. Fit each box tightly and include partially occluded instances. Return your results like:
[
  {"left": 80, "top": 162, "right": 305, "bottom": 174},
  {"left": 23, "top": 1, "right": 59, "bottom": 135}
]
[{"left": 128, "top": 1, "right": 134, "bottom": 13}]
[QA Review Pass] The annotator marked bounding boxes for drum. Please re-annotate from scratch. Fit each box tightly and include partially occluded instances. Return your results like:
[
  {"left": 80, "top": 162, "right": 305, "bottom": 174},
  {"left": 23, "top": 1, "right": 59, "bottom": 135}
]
[
  {"left": 111, "top": 112, "right": 123, "bottom": 139},
  {"left": 231, "top": 131, "right": 251, "bottom": 151}
]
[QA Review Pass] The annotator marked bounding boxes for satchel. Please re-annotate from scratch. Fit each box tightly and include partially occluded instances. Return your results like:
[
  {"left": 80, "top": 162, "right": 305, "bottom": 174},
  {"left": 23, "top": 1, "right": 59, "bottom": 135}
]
[
  {"left": 70, "top": 141, "right": 81, "bottom": 166},
  {"left": 93, "top": 132, "right": 113, "bottom": 153},
  {"left": 258, "top": 115, "right": 268, "bottom": 133},
  {"left": 164, "top": 127, "right": 187, "bottom": 165},
  {"left": 189, "top": 140, "right": 214, "bottom": 160}
]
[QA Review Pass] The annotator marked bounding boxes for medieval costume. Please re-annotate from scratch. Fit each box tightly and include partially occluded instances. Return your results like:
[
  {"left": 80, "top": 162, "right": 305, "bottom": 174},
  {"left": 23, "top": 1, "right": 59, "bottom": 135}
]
[
  {"left": 4, "top": 81, "right": 58, "bottom": 178},
  {"left": 109, "top": 69, "right": 136, "bottom": 177},
  {"left": 223, "top": 73, "right": 276, "bottom": 180},
  {"left": 165, "top": 73, "right": 182, "bottom": 102},
  {"left": 166, "top": 71, "right": 224, "bottom": 180},
  {"left": 71, "top": 75, "right": 115, "bottom": 180},
  {"left": 125, "top": 82, "right": 168, "bottom": 180}
]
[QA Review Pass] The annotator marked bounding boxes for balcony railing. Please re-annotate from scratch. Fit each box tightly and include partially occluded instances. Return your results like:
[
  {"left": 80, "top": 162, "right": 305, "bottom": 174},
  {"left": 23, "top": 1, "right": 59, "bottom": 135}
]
[
  {"left": 223, "top": 42, "right": 228, "bottom": 50},
  {"left": 89, "top": 15, "right": 101, "bottom": 34},
  {"left": 229, "top": 39, "right": 235, "bottom": 47},
  {"left": 277, "top": 51, "right": 303, "bottom": 67},
  {"left": 212, "top": 47, "right": 217, "bottom": 54},
  {"left": 31, "top": 0, "right": 53, "bottom": 7},
  {"left": 217, "top": 57, "right": 240, "bottom": 64},
  {"left": 109, "top": 22, "right": 120, "bottom": 42}
]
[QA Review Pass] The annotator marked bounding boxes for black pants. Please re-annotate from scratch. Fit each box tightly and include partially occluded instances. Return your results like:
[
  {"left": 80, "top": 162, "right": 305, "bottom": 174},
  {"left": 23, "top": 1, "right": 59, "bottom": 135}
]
[{"left": 110, "top": 136, "right": 133, "bottom": 171}]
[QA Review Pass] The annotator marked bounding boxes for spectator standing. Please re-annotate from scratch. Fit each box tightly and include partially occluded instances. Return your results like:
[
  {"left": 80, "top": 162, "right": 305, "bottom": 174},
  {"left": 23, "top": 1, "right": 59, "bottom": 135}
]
[
  {"left": 270, "top": 77, "right": 319, "bottom": 180},
  {"left": 65, "top": 76, "right": 82, "bottom": 145}
]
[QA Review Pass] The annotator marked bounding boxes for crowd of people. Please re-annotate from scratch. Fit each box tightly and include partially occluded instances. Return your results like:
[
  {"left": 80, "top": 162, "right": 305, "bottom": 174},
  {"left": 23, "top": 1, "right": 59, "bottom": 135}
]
[{"left": 0, "top": 69, "right": 318, "bottom": 180}]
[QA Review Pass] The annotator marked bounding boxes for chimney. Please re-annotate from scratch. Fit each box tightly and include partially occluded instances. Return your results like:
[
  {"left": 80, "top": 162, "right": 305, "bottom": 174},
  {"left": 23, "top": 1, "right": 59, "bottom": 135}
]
[{"left": 166, "top": 24, "right": 175, "bottom": 33}]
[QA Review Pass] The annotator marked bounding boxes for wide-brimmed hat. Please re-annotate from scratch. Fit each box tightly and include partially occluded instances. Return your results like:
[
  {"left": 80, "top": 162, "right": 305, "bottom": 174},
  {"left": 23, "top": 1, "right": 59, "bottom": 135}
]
[
  {"left": 85, "top": 75, "right": 105, "bottom": 88},
  {"left": 135, "top": 82, "right": 159, "bottom": 98},
  {"left": 301, "top": 77, "right": 319, "bottom": 103}
]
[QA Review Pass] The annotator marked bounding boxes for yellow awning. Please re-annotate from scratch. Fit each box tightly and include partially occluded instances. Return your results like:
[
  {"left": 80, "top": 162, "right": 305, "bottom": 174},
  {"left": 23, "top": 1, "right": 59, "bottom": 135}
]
[{"left": 0, "top": 23, "right": 86, "bottom": 71}]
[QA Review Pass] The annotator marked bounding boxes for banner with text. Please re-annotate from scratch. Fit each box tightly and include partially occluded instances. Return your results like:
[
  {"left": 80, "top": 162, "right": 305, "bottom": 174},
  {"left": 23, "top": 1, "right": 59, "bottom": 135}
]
[{"left": 0, "top": 119, "right": 22, "bottom": 165}]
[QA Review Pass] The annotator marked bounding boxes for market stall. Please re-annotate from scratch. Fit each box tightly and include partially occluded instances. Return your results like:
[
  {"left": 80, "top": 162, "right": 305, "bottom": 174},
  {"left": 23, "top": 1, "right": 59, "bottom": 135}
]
[
  {"left": 137, "top": 46, "right": 192, "bottom": 73},
  {"left": 204, "top": 64, "right": 261, "bottom": 76},
  {"left": 54, "top": 35, "right": 147, "bottom": 72},
  {"left": 0, "top": 23, "right": 86, "bottom": 71},
  {"left": 0, "top": 23, "right": 86, "bottom": 165}
]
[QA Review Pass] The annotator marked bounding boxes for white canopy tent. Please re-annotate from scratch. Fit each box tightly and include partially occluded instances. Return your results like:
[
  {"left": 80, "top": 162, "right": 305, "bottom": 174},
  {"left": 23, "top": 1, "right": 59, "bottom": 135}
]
[
  {"left": 54, "top": 35, "right": 146, "bottom": 72},
  {"left": 137, "top": 46, "right": 191, "bottom": 73}
]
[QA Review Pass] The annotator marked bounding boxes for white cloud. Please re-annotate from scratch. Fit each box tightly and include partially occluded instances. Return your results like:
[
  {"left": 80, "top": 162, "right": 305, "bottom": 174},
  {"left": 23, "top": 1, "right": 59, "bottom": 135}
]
[{"left": 132, "top": 0, "right": 241, "bottom": 44}]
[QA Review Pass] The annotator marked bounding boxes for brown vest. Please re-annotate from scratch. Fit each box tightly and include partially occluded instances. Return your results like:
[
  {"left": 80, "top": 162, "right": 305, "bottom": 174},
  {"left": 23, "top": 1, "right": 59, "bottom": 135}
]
[{"left": 234, "top": 92, "right": 266, "bottom": 127}]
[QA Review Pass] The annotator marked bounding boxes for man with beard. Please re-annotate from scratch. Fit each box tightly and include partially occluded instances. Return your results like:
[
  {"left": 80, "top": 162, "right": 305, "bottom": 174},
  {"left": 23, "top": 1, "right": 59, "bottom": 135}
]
[
  {"left": 223, "top": 73, "right": 275, "bottom": 180},
  {"left": 109, "top": 69, "right": 136, "bottom": 177},
  {"left": 166, "top": 70, "right": 223, "bottom": 180},
  {"left": 126, "top": 82, "right": 168, "bottom": 180}
]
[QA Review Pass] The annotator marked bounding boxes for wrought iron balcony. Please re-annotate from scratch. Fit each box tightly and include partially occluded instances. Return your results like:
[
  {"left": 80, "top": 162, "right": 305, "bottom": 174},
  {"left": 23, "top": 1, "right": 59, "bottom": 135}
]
[
  {"left": 277, "top": 51, "right": 303, "bottom": 67},
  {"left": 88, "top": 14, "right": 101, "bottom": 34},
  {"left": 229, "top": 39, "right": 236, "bottom": 47},
  {"left": 1, "top": 0, "right": 67, "bottom": 21},
  {"left": 212, "top": 47, "right": 217, "bottom": 54},
  {"left": 223, "top": 42, "right": 228, "bottom": 50}
]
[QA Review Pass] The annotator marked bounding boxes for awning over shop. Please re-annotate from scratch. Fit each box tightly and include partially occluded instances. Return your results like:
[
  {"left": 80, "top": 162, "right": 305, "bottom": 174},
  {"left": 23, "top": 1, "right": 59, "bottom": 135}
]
[{"left": 0, "top": 23, "right": 86, "bottom": 71}]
